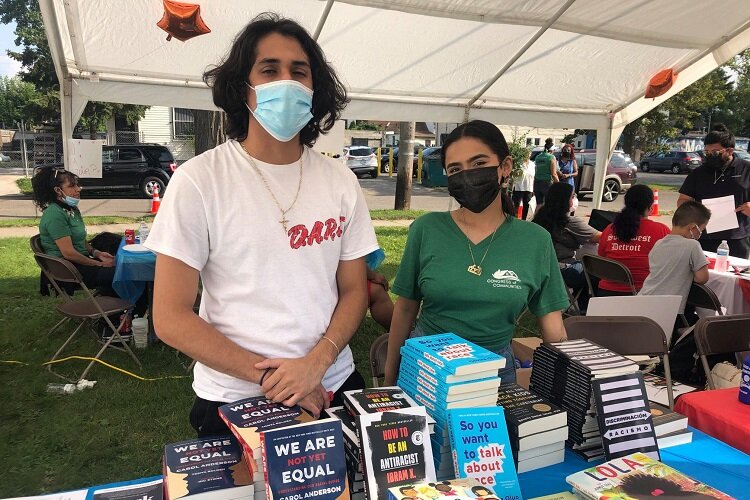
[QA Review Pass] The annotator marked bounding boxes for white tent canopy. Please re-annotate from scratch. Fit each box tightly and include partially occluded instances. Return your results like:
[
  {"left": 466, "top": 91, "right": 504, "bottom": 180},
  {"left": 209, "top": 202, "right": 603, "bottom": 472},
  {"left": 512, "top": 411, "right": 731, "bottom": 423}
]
[{"left": 40, "top": 0, "right": 750, "bottom": 207}]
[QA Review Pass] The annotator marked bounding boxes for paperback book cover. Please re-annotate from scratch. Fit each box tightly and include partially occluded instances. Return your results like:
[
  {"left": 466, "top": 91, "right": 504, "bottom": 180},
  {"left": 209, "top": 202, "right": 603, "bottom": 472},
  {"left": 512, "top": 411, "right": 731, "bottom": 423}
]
[
  {"left": 592, "top": 373, "right": 660, "bottom": 461},
  {"left": 566, "top": 452, "right": 735, "bottom": 500},
  {"left": 545, "top": 340, "right": 639, "bottom": 377},
  {"left": 343, "top": 386, "right": 435, "bottom": 430},
  {"left": 357, "top": 408, "right": 436, "bottom": 500},
  {"left": 89, "top": 477, "right": 163, "bottom": 500},
  {"left": 649, "top": 402, "right": 689, "bottom": 437},
  {"left": 163, "top": 436, "right": 252, "bottom": 500},
  {"left": 397, "top": 374, "right": 497, "bottom": 409},
  {"left": 218, "top": 396, "right": 313, "bottom": 464},
  {"left": 385, "top": 478, "right": 499, "bottom": 500},
  {"left": 448, "top": 408, "right": 523, "bottom": 500},
  {"left": 496, "top": 383, "right": 567, "bottom": 437},
  {"left": 398, "top": 363, "right": 500, "bottom": 402},
  {"left": 260, "top": 418, "right": 350, "bottom": 500},
  {"left": 402, "top": 333, "right": 506, "bottom": 377}
]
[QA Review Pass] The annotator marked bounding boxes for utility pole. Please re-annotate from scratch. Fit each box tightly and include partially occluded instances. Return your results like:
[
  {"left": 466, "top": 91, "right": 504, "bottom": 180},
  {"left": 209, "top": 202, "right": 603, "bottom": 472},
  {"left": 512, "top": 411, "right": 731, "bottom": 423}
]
[
  {"left": 394, "top": 122, "right": 415, "bottom": 210},
  {"left": 19, "top": 120, "right": 29, "bottom": 178}
]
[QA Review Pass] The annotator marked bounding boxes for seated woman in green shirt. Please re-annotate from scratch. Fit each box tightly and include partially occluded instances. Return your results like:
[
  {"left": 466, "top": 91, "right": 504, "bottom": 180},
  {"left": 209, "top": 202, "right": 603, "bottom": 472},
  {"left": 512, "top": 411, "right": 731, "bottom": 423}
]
[
  {"left": 32, "top": 168, "right": 118, "bottom": 295},
  {"left": 383, "top": 121, "right": 570, "bottom": 386}
]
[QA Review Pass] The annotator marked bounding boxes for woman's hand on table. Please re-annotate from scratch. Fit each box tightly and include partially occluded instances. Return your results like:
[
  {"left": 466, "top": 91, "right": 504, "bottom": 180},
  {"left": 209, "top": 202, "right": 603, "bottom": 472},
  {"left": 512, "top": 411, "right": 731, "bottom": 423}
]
[{"left": 256, "top": 355, "right": 328, "bottom": 407}]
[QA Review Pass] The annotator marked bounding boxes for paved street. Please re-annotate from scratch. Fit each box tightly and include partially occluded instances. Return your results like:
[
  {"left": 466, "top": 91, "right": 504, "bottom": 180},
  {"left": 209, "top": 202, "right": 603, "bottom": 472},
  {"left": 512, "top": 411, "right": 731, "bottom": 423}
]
[{"left": 0, "top": 172, "right": 678, "bottom": 227}]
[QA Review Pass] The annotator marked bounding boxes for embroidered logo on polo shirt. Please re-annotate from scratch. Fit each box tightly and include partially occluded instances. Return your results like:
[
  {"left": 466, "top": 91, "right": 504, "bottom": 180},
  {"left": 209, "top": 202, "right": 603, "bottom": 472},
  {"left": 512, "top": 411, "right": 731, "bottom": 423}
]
[{"left": 487, "top": 269, "right": 523, "bottom": 289}]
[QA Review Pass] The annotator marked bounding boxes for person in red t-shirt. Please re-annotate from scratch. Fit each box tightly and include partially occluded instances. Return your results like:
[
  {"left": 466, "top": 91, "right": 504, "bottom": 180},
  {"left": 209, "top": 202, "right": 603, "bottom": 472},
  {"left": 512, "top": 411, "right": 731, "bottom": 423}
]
[{"left": 597, "top": 184, "right": 670, "bottom": 294}]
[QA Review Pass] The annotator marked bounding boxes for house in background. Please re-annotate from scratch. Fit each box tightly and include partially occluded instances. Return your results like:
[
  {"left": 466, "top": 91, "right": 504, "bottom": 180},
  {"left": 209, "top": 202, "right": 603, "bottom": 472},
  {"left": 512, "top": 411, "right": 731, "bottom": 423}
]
[{"left": 120, "top": 106, "right": 195, "bottom": 163}]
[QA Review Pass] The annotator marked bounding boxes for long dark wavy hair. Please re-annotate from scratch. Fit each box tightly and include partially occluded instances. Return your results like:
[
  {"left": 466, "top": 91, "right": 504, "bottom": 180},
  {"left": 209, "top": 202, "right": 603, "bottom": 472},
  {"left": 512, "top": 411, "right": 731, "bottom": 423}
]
[
  {"left": 441, "top": 120, "right": 514, "bottom": 215},
  {"left": 532, "top": 182, "right": 573, "bottom": 234},
  {"left": 612, "top": 184, "right": 653, "bottom": 242},
  {"left": 31, "top": 167, "right": 79, "bottom": 211},
  {"left": 203, "top": 13, "right": 349, "bottom": 147}
]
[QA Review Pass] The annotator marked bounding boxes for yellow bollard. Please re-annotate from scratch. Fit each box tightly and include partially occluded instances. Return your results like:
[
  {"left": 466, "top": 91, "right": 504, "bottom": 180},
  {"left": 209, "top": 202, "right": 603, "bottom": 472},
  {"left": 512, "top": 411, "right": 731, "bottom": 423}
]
[
  {"left": 417, "top": 149, "right": 423, "bottom": 182},
  {"left": 376, "top": 147, "right": 382, "bottom": 175},
  {"left": 388, "top": 148, "right": 394, "bottom": 177}
]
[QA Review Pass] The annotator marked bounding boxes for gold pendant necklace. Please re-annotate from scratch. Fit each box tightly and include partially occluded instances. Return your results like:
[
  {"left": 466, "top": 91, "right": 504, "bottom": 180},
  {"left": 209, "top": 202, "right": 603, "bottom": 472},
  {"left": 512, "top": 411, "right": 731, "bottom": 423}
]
[
  {"left": 462, "top": 209, "right": 501, "bottom": 276},
  {"left": 239, "top": 141, "right": 303, "bottom": 233}
]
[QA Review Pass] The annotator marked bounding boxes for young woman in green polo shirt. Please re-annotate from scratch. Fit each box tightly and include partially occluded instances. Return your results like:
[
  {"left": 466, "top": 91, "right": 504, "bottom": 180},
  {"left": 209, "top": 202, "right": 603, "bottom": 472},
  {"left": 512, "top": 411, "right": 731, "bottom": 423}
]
[
  {"left": 32, "top": 168, "right": 117, "bottom": 294},
  {"left": 384, "top": 121, "right": 569, "bottom": 386}
]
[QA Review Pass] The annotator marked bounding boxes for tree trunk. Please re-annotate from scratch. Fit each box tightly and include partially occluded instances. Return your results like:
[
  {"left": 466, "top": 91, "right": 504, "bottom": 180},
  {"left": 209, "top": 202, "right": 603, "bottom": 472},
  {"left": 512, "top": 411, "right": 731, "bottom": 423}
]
[
  {"left": 194, "top": 110, "right": 226, "bottom": 155},
  {"left": 622, "top": 124, "right": 636, "bottom": 156},
  {"left": 394, "top": 122, "right": 416, "bottom": 210}
]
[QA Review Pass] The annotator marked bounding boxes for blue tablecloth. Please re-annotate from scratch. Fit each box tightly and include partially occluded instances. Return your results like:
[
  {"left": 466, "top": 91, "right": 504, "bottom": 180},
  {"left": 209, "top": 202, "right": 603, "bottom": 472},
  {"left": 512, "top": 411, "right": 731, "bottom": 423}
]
[
  {"left": 518, "top": 428, "right": 750, "bottom": 498},
  {"left": 112, "top": 239, "right": 156, "bottom": 306}
]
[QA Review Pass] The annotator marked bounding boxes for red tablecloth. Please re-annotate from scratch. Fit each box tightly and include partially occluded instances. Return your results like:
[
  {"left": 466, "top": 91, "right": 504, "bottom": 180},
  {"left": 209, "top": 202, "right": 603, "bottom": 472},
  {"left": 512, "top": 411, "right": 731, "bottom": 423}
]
[{"left": 675, "top": 387, "right": 750, "bottom": 455}]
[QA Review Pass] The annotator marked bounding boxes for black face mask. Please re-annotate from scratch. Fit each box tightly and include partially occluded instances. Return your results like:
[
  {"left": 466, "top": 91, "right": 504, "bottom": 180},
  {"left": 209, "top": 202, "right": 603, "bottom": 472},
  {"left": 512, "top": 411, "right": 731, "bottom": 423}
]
[
  {"left": 448, "top": 166, "right": 501, "bottom": 213},
  {"left": 704, "top": 154, "right": 729, "bottom": 170}
]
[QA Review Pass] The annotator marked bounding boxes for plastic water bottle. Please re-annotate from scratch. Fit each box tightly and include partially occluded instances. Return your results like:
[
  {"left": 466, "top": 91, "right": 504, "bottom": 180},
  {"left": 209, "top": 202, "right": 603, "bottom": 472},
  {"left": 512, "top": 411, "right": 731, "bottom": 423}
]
[
  {"left": 716, "top": 240, "right": 730, "bottom": 272},
  {"left": 47, "top": 383, "right": 77, "bottom": 394},
  {"left": 138, "top": 221, "right": 150, "bottom": 244},
  {"left": 739, "top": 357, "right": 750, "bottom": 405}
]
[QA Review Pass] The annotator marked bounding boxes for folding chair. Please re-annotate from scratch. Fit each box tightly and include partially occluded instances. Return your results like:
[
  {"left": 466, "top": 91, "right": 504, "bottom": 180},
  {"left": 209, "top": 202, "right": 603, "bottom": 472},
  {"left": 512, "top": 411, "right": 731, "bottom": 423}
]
[
  {"left": 564, "top": 315, "right": 674, "bottom": 407},
  {"left": 564, "top": 285, "right": 582, "bottom": 317},
  {"left": 34, "top": 253, "right": 140, "bottom": 382},
  {"left": 693, "top": 314, "right": 750, "bottom": 390},
  {"left": 582, "top": 254, "right": 637, "bottom": 296},
  {"left": 369, "top": 333, "right": 389, "bottom": 387}
]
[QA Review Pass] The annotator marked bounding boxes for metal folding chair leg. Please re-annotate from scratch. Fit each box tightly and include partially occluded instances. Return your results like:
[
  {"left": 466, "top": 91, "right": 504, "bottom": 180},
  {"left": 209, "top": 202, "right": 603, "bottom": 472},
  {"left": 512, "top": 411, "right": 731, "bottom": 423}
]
[{"left": 79, "top": 314, "right": 141, "bottom": 382}]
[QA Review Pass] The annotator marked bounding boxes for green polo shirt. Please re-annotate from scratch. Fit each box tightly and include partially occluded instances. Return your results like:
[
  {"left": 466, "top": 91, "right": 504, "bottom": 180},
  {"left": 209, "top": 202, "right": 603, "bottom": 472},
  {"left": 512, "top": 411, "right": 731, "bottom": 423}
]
[
  {"left": 534, "top": 152, "right": 554, "bottom": 182},
  {"left": 392, "top": 213, "right": 569, "bottom": 351},
  {"left": 39, "top": 203, "right": 87, "bottom": 258}
]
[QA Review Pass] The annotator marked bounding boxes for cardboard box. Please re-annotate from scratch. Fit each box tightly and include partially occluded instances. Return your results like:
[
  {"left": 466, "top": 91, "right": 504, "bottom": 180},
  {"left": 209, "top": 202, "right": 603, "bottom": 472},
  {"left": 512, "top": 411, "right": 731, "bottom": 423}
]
[{"left": 512, "top": 337, "right": 541, "bottom": 390}]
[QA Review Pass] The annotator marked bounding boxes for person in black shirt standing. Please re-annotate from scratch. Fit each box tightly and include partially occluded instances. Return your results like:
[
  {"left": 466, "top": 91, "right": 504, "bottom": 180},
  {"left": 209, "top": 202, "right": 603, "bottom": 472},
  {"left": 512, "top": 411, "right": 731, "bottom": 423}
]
[{"left": 678, "top": 124, "right": 750, "bottom": 258}]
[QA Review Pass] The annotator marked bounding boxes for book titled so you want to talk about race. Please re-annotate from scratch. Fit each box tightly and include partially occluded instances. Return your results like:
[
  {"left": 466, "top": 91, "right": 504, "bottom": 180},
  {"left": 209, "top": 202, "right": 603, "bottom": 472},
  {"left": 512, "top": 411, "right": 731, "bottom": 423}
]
[
  {"left": 357, "top": 408, "right": 436, "bottom": 500},
  {"left": 163, "top": 436, "right": 253, "bottom": 500},
  {"left": 447, "top": 407, "right": 523, "bottom": 500},
  {"left": 259, "top": 418, "right": 350, "bottom": 500}
]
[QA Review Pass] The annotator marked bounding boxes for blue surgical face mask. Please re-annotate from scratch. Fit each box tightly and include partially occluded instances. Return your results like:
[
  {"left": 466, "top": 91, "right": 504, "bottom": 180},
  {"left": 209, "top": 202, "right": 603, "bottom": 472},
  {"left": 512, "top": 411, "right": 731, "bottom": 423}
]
[
  {"left": 63, "top": 195, "right": 79, "bottom": 207},
  {"left": 245, "top": 80, "right": 313, "bottom": 142}
]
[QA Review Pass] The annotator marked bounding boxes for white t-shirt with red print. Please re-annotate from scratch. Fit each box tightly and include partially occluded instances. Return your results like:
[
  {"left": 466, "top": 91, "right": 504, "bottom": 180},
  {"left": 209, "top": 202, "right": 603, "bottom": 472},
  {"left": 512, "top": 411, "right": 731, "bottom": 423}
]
[
  {"left": 145, "top": 141, "right": 379, "bottom": 403},
  {"left": 597, "top": 218, "right": 670, "bottom": 293}
]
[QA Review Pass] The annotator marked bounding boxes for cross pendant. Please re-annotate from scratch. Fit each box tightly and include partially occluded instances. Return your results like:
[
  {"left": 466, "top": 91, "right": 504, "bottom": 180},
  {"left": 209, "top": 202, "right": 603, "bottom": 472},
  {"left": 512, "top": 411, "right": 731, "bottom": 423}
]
[
  {"left": 280, "top": 215, "right": 289, "bottom": 232},
  {"left": 467, "top": 264, "right": 482, "bottom": 276}
]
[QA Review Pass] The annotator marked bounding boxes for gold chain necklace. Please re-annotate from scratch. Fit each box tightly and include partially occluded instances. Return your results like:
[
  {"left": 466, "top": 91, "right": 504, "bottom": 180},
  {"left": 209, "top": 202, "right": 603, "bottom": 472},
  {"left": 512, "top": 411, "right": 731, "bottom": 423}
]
[
  {"left": 239, "top": 141, "right": 303, "bottom": 232},
  {"left": 462, "top": 209, "right": 501, "bottom": 276}
]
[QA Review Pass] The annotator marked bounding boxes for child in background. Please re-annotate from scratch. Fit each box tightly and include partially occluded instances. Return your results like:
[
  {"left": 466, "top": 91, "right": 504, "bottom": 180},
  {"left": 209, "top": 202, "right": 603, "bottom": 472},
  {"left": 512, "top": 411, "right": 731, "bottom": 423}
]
[
  {"left": 639, "top": 201, "right": 711, "bottom": 314},
  {"left": 366, "top": 248, "right": 394, "bottom": 331}
]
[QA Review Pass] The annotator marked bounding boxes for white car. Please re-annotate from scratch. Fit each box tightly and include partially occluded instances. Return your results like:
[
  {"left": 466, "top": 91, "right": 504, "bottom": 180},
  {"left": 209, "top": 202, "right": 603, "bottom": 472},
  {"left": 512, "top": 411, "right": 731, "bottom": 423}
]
[{"left": 343, "top": 146, "right": 378, "bottom": 178}]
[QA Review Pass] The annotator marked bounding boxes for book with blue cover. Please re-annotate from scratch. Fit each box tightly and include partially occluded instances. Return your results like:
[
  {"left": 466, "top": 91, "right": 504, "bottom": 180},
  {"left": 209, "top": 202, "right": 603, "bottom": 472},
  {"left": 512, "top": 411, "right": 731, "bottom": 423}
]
[
  {"left": 448, "top": 408, "right": 523, "bottom": 500},
  {"left": 398, "top": 362, "right": 501, "bottom": 399},
  {"left": 402, "top": 333, "right": 505, "bottom": 378},
  {"left": 397, "top": 374, "right": 497, "bottom": 409},
  {"left": 400, "top": 349, "right": 500, "bottom": 384},
  {"left": 260, "top": 418, "right": 350, "bottom": 500}
]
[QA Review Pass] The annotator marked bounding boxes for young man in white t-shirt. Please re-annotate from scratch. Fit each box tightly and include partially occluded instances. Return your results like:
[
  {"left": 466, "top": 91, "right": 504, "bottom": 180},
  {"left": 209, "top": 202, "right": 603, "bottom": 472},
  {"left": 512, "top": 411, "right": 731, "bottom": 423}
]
[{"left": 145, "top": 13, "right": 378, "bottom": 436}]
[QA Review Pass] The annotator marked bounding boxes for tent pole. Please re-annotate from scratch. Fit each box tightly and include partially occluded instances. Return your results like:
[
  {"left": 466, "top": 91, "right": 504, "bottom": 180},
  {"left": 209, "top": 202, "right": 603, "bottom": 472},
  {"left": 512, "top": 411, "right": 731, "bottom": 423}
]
[
  {"left": 592, "top": 126, "right": 611, "bottom": 211},
  {"left": 313, "top": 0, "right": 335, "bottom": 41},
  {"left": 61, "top": 77, "right": 74, "bottom": 168}
]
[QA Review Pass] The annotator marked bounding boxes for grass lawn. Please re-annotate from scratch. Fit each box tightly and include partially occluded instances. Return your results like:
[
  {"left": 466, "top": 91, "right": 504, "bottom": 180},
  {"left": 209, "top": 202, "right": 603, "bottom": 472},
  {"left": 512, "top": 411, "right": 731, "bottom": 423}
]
[
  {"left": 643, "top": 183, "right": 679, "bottom": 192},
  {"left": 0, "top": 227, "right": 541, "bottom": 496}
]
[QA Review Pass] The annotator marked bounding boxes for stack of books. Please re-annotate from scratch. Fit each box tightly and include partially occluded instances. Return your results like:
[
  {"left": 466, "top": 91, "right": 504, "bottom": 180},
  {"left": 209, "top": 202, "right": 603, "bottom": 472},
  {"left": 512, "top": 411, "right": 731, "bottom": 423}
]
[
  {"left": 339, "top": 387, "right": 436, "bottom": 498},
  {"left": 530, "top": 339, "right": 639, "bottom": 461},
  {"left": 163, "top": 436, "right": 254, "bottom": 500},
  {"left": 650, "top": 402, "right": 692, "bottom": 449},
  {"left": 324, "top": 406, "right": 365, "bottom": 499},
  {"left": 566, "top": 452, "right": 734, "bottom": 500},
  {"left": 217, "top": 396, "right": 314, "bottom": 499},
  {"left": 396, "top": 333, "right": 505, "bottom": 479},
  {"left": 496, "top": 383, "right": 568, "bottom": 472}
]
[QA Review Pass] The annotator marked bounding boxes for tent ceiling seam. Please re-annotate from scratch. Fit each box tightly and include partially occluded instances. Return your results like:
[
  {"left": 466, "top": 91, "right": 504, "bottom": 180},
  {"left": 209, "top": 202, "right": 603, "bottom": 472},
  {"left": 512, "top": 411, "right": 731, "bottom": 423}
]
[{"left": 313, "top": 0, "right": 335, "bottom": 40}]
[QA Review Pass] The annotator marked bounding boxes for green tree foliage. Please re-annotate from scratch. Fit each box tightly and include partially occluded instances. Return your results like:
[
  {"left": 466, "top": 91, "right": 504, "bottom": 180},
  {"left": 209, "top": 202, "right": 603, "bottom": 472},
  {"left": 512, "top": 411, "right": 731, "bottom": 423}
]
[
  {"left": 0, "top": 76, "right": 47, "bottom": 128},
  {"left": 1, "top": 0, "right": 147, "bottom": 131},
  {"left": 508, "top": 132, "right": 532, "bottom": 183}
]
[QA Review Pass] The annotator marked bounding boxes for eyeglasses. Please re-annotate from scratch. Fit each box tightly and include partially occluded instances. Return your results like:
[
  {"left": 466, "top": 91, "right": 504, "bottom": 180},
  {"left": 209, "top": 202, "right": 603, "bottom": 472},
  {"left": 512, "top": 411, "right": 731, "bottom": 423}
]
[{"left": 704, "top": 148, "right": 729, "bottom": 158}]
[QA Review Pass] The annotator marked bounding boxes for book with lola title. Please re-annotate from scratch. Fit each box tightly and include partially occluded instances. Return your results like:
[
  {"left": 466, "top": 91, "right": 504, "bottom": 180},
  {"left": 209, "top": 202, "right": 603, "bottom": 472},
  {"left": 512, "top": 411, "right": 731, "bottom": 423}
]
[
  {"left": 163, "top": 436, "right": 253, "bottom": 500},
  {"left": 259, "top": 418, "right": 350, "bottom": 500},
  {"left": 357, "top": 408, "right": 436, "bottom": 500},
  {"left": 447, "top": 407, "right": 523, "bottom": 500},
  {"left": 566, "top": 452, "right": 735, "bottom": 500},
  {"left": 401, "top": 333, "right": 506, "bottom": 378}
]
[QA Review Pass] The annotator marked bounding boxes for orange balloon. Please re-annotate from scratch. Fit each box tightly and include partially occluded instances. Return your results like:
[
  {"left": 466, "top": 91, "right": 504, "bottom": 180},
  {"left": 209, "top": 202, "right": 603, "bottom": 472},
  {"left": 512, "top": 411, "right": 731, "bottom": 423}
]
[
  {"left": 156, "top": 0, "right": 211, "bottom": 42},
  {"left": 645, "top": 68, "right": 676, "bottom": 99}
]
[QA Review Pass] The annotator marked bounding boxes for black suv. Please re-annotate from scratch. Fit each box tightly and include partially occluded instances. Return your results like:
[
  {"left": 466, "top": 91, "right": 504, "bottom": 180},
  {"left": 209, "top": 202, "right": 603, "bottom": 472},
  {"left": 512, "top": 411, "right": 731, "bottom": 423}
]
[{"left": 39, "top": 144, "right": 177, "bottom": 198}]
